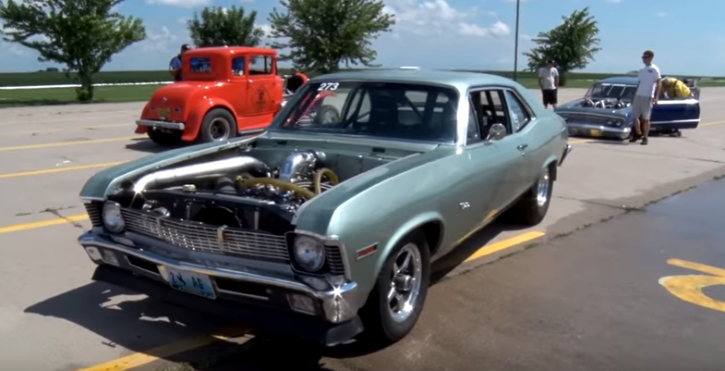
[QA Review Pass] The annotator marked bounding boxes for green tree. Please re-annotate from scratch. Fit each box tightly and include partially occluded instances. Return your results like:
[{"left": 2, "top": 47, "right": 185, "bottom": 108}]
[
  {"left": 187, "top": 6, "right": 264, "bottom": 48},
  {"left": 523, "top": 7, "right": 601, "bottom": 86},
  {"left": 268, "top": 0, "right": 395, "bottom": 73},
  {"left": 0, "top": 0, "right": 145, "bottom": 101}
]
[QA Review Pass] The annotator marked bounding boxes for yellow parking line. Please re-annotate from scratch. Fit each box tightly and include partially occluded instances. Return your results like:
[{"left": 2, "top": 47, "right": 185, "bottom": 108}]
[
  {"left": 0, "top": 214, "right": 88, "bottom": 234},
  {"left": 701, "top": 120, "right": 725, "bottom": 127},
  {"left": 75, "top": 327, "right": 249, "bottom": 371},
  {"left": 465, "top": 230, "right": 546, "bottom": 262},
  {"left": 0, "top": 123, "right": 130, "bottom": 136},
  {"left": 0, "top": 161, "right": 126, "bottom": 179},
  {"left": 0, "top": 136, "right": 140, "bottom": 152}
]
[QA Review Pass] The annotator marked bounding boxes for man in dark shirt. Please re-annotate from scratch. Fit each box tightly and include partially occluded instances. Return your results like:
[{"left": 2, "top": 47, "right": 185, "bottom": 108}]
[{"left": 169, "top": 44, "right": 191, "bottom": 82}]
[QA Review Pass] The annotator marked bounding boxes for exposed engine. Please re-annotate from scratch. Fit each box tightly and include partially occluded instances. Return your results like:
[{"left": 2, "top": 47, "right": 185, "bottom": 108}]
[
  {"left": 580, "top": 97, "right": 630, "bottom": 110},
  {"left": 123, "top": 151, "right": 340, "bottom": 231}
]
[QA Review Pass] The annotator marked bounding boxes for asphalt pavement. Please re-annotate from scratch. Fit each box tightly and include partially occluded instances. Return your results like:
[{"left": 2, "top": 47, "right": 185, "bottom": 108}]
[
  {"left": 1, "top": 88, "right": 725, "bottom": 370},
  {"left": 182, "top": 177, "right": 725, "bottom": 371}
]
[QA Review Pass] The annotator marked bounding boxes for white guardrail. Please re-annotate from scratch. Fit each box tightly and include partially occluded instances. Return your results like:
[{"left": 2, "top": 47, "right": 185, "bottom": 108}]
[
  {"left": 0, "top": 81, "right": 173, "bottom": 90},
  {"left": 0, "top": 76, "right": 294, "bottom": 90}
]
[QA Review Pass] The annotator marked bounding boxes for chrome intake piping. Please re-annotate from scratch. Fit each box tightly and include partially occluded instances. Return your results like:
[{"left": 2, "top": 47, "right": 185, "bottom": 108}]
[
  {"left": 133, "top": 156, "right": 270, "bottom": 193},
  {"left": 278, "top": 151, "right": 317, "bottom": 183}
]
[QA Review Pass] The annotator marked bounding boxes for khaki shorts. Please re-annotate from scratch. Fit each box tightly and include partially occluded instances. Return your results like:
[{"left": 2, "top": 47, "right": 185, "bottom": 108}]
[{"left": 632, "top": 95, "right": 654, "bottom": 120}]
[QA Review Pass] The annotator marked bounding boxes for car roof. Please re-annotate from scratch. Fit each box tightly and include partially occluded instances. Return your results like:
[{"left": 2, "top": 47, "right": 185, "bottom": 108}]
[
  {"left": 600, "top": 76, "right": 639, "bottom": 85},
  {"left": 310, "top": 69, "right": 519, "bottom": 88},
  {"left": 184, "top": 46, "right": 276, "bottom": 57}
]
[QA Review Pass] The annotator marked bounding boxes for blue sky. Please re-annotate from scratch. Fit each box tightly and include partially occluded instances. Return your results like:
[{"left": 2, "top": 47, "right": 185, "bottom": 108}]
[{"left": 0, "top": 0, "right": 722, "bottom": 75}]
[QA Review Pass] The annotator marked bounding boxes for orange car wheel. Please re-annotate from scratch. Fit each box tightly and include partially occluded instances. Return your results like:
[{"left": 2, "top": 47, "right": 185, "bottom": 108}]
[{"left": 199, "top": 108, "right": 237, "bottom": 143}]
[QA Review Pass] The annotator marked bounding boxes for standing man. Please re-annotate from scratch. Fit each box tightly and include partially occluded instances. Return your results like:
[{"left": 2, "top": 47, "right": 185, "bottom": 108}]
[
  {"left": 630, "top": 50, "right": 662, "bottom": 145},
  {"left": 169, "top": 44, "right": 191, "bottom": 82},
  {"left": 538, "top": 60, "right": 559, "bottom": 109}
]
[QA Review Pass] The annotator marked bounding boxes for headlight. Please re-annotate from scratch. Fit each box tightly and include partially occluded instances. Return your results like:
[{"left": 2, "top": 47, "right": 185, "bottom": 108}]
[
  {"left": 612, "top": 119, "right": 624, "bottom": 127},
  {"left": 292, "top": 235, "right": 326, "bottom": 272},
  {"left": 102, "top": 201, "right": 125, "bottom": 233}
]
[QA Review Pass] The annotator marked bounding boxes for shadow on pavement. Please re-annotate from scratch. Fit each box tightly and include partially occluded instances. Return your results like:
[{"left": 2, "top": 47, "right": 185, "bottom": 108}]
[
  {"left": 125, "top": 140, "right": 186, "bottom": 154},
  {"left": 23, "top": 220, "right": 528, "bottom": 371}
]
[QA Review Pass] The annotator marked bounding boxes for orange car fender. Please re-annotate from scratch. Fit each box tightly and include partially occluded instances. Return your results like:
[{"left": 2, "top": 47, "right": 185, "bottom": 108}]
[
  {"left": 182, "top": 98, "right": 238, "bottom": 142},
  {"left": 135, "top": 102, "right": 152, "bottom": 134}
]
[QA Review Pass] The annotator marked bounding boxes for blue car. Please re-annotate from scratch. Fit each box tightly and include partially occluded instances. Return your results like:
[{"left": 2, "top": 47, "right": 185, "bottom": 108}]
[{"left": 555, "top": 76, "right": 701, "bottom": 139}]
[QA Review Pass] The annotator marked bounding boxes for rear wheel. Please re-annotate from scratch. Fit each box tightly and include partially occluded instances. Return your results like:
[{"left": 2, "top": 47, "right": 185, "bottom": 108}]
[
  {"left": 199, "top": 108, "right": 237, "bottom": 143},
  {"left": 506, "top": 165, "right": 554, "bottom": 226},
  {"left": 359, "top": 230, "right": 431, "bottom": 345},
  {"left": 147, "top": 129, "right": 182, "bottom": 146},
  {"left": 315, "top": 105, "right": 340, "bottom": 125}
]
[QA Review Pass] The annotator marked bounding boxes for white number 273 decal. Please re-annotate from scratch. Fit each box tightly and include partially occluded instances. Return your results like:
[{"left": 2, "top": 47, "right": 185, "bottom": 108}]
[{"left": 318, "top": 82, "right": 339, "bottom": 91}]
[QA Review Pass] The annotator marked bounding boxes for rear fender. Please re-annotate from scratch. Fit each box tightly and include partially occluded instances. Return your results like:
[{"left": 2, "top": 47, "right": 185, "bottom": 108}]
[
  {"left": 182, "top": 98, "right": 238, "bottom": 141},
  {"left": 135, "top": 101, "right": 152, "bottom": 134}
]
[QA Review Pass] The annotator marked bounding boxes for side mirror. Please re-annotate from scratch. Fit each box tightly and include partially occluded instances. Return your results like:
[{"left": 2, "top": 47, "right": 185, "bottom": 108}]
[{"left": 486, "top": 123, "right": 507, "bottom": 142}]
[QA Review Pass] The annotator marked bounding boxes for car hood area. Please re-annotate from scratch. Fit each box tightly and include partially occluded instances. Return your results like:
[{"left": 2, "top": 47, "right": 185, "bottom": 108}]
[{"left": 555, "top": 98, "right": 631, "bottom": 117}]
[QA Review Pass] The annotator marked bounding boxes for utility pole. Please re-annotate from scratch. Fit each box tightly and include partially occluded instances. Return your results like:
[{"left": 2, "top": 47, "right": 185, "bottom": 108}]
[{"left": 513, "top": 0, "right": 520, "bottom": 81}]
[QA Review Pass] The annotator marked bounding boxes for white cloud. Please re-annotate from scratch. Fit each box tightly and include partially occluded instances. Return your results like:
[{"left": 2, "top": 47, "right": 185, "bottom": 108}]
[
  {"left": 146, "top": 0, "right": 210, "bottom": 8},
  {"left": 139, "top": 26, "right": 178, "bottom": 53},
  {"left": 384, "top": 0, "right": 510, "bottom": 38},
  {"left": 240, "top": 0, "right": 254, "bottom": 2},
  {"left": 656, "top": 11, "right": 668, "bottom": 17},
  {"left": 604, "top": 0, "right": 621, "bottom": 3}
]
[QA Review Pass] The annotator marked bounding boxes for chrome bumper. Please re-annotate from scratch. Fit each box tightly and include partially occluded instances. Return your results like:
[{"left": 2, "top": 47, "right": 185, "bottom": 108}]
[
  {"left": 566, "top": 122, "right": 630, "bottom": 139},
  {"left": 136, "top": 119, "right": 185, "bottom": 130},
  {"left": 78, "top": 231, "right": 360, "bottom": 323}
]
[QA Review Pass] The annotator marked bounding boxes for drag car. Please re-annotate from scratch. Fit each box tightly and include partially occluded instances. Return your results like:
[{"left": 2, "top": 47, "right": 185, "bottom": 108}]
[
  {"left": 78, "top": 68, "right": 572, "bottom": 346},
  {"left": 135, "top": 47, "right": 340, "bottom": 146},
  {"left": 555, "top": 76, "right": 701, "bottom": 139}
]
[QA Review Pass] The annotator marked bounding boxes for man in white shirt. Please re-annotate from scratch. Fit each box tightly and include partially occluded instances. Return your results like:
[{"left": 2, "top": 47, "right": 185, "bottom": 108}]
[
  {"left": 630, "top": 50, "right": 662, "bottom": 145},
  {"left": 538, "top": 60, "right": 559, "bottom": 109}
]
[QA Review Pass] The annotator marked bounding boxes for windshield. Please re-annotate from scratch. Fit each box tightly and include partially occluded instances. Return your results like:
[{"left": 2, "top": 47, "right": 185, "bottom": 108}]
[
  {"left": 585, "top": 83, "right": 637, "bottom": 100},
  {"left": 272, "top": 81, "right": 460, "bottom": 143}
]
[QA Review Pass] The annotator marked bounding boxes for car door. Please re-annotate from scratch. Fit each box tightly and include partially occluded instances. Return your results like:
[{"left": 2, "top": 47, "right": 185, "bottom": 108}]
[
  {"left": 244, "top": 55, "right": 278, "bottom": 129},
  {"left": 502, "top": 89, "right": 541, "bottom": 190},
  {"left": 465, "top": 88, "right": 526, "bottom": 223}
]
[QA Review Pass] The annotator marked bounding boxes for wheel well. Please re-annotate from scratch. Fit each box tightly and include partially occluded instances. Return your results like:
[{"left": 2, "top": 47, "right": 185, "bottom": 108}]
[
  {"left": 548, "top": 160, "right": 558, "bottom": 181},
  {"left": 205, "top": 105, "right": 236, "bottom": 123},
  {"left": 418, "top": 220, "right": 444, "bottom": 255}
]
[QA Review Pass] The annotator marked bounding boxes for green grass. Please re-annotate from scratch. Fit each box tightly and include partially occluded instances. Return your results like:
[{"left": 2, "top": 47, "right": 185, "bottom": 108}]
[
  {"left": 1, "top": 69, "right": 724, "bottom": 108},
  {"left": 4, "top": 68, "right": 724, "bottom": 87},
  {"left": 0, "top": 85, "right": 158, "bottom": 107}
]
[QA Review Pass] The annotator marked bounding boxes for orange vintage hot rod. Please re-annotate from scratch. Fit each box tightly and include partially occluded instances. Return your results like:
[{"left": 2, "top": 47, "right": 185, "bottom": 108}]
[{"left": 136, "top": 46, "right": 287, "bottom": 145}]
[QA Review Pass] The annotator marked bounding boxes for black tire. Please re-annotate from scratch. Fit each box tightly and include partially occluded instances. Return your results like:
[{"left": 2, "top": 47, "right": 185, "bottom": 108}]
[
  {"left": 147, "top": 129, "right": 182, "bottom": 146},
  {"left": 315, "top": 105, "right": 340, "bottom": 125},
  {"left": 359, "top": 230, "right": 431, "bottom": 345},
  {"left": 506, "top": 164, "right": 554, "bottom": 226},
  {"left": 199, "top": 108, "right": 237, "bottom": 143}
]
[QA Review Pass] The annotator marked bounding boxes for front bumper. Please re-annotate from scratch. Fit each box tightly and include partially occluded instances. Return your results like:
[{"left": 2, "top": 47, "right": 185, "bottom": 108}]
[
  {"left": 566, "top": 122, "right": 631, "bottom": 140},
  {"left": 136, "top": 119, "right": 185, "bottom": 131},
  {"left": 78, "top": 232, "right": 364, "bottom": 345}
]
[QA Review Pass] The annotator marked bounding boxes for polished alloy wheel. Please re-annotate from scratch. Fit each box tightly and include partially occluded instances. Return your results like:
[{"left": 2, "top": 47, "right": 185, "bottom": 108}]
[
  {"left": 387, "top": 243, "right": 423, "bottom": 323},
  {"left": 536, "top": 167, "right": 550, "bottom": 207},
  {"left": 209, "top": 118, "right": 231, "bottom": 140}
]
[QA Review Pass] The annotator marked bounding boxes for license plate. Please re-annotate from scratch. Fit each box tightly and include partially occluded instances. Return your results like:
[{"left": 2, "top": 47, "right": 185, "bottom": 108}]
[
  {"left": 157, "top": 108, "right": 171, "bottom": 119},
  {"left": 166, "top": 268, "right": 216, "bottom": 299},
  {"left": 589, "top": 129, "right": 602, "bottom": 137}
]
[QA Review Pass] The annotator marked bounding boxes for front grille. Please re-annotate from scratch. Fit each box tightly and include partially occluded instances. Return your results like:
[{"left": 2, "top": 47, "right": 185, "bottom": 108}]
[
  {"left": 121, "top": 207, "right": 290, "bottom": 262},
  {"left": 325, "top": 246, "right": 345, "bottom": 275},
  {"left": 565, "top": 114, "right": 619, "bottom": 126},
  {"left": 85, "top": 202, "right": 102, "bottom": 227}
]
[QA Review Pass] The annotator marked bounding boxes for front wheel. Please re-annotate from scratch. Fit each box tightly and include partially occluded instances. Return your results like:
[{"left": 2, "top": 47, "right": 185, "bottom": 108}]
[
  {"left": 359, "top": 230, "right": 431, "bottom": 345},
  {"left": 506, "top": 165, "right": 554, "bottom": 226}
]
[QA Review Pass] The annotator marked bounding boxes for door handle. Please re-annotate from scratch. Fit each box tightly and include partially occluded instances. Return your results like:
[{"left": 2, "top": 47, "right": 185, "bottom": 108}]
[{"left": 517, "top": 144, "right": 528, "bottom": 151}]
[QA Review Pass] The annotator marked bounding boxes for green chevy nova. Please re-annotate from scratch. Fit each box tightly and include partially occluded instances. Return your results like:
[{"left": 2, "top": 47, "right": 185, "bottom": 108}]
[{"left": 77, "top": 69, "right": 572, "bottom": 346}]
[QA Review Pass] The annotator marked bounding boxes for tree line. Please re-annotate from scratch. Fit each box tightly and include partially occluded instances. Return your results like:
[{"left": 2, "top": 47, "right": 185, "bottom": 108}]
[{"left": 0, "top": 0, "right": 601, "bottom": 101}]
